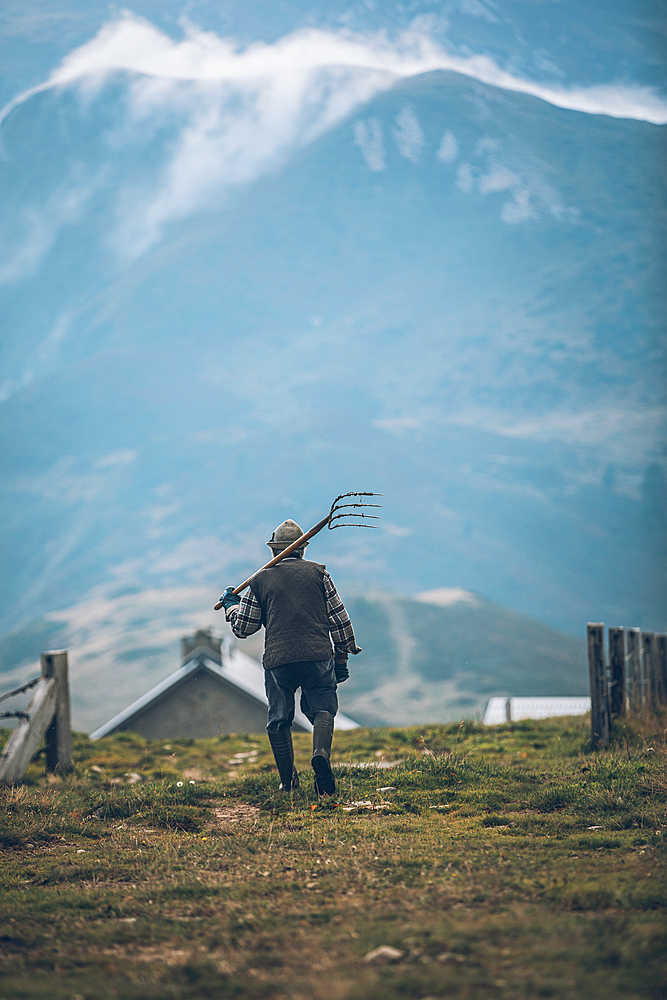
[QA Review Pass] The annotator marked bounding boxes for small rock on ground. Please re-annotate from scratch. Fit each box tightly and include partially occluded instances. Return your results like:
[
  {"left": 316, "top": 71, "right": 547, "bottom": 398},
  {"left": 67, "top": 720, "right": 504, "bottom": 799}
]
[{"left": 363, "top": 945, "right": 404, "bottom": 964}]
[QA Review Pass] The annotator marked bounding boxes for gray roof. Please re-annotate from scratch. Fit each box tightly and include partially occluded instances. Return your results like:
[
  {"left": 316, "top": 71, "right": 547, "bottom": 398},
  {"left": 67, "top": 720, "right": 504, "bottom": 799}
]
[
  {"left": 90, "top": 644, "right": 359, "bottom": 739},
  {"left": 484, "top": 696, "right": 591, "bottom": 725}
]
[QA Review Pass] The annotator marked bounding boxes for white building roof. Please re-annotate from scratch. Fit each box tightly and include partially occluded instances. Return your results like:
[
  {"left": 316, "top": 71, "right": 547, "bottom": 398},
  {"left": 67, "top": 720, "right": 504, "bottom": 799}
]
[
  {"left": 90, "top": 644, "right": 359, "bottom": 739},
  {"left": 484, "top": 696, "right": 591, "bottom": 725}
]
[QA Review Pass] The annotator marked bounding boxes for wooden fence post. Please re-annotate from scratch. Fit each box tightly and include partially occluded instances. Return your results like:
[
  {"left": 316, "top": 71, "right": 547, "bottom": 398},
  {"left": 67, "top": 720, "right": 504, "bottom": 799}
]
[
  {"left": 587, "top": 623, "right": 609, "bottom": 747},
  {"left": 658, "top": 635, "right": 667, "bottom": 708},
  {"left": 608, "top": 627, "right": 625, "bottom": 718},
  {"left": 42, "top": 650, "right": 72, "bottom": 773},
  {"left": 626, "top": 628, "right": 642, "bottom": 713},
  {"left": 0, "top": 649, "right": 72, "bottom": 783},
  {"left": 0, "top": 674, "right": 57, "bottom": 783},
  {"left": 650, "top": 633, "right": 663, "bottom": 709},
  {"left": 642, "top": 632, "right": 657, "bottom": 713}
]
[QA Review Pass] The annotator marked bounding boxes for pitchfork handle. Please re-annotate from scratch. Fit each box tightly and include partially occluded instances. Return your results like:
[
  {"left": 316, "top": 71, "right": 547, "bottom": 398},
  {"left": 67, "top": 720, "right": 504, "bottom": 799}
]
[{"left": 213, "top": 515, "right": 330, "bottom": 609}]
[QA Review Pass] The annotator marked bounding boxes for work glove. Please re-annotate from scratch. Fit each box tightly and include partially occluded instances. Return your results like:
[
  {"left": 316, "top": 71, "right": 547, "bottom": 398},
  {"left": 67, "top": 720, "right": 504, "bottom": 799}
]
[
  {"left": 334, "top": 660, "right": 350, "bottom": 684},
  {"left": 219, "top": 587, "right": 240, "bottom": 618}
]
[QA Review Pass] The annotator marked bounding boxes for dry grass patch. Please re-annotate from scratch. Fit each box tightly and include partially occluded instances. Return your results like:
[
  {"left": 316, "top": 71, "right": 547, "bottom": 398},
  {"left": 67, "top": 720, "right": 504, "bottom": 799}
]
[{"left": 210, "top": 802, "right": 261, "bottom": 829}]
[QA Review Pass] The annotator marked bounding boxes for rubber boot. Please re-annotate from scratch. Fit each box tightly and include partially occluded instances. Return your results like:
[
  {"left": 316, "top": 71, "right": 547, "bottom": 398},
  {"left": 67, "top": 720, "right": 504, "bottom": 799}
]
[
  {"left": 268, "top": 730, "right": 299, "bottom": 792},
  {"left": 311, "top": 711, "right": 336, "bottom": 796}
]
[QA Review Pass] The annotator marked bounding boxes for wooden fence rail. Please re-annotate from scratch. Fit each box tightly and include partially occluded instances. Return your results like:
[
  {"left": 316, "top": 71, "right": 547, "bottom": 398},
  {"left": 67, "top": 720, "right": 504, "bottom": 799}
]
[
  {"left": 587, "top": 624, "right": 667, "bottom": 747},
  {"left": 0, "top": 650, "right": 72, "bottom": 783}
]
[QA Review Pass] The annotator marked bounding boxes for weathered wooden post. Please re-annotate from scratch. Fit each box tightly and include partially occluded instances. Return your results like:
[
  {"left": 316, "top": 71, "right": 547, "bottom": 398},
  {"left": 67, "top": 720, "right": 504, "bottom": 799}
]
[
  {"left": 608, "top": 627, "right": 625, "bottom": 718},
  {"left": 652, "top": 633, "right": 663, "bottom": 708},
  {"left": 658, "top": 635, "right": 667, "bottom": 707},
  {"left": 42, "top": 650, "right": 72, "bottom": 773},
  {"left": 0, "top": 649, "right": 72, "bottom": 783},
  {"left": 587, "top": 623, "right": 609, "bottom": 747},
  {"left": 642, "top": 632, "right": 657, "bottom": 713},
  {"left": 626, "top": 628, "right": 642, "bottom": 713}
]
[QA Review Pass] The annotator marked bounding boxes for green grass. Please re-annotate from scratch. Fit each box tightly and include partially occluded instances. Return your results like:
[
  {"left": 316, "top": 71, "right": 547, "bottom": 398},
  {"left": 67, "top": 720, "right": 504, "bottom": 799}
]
[{"left": 0, "top": 714, "right": 665, "bottom": 999}]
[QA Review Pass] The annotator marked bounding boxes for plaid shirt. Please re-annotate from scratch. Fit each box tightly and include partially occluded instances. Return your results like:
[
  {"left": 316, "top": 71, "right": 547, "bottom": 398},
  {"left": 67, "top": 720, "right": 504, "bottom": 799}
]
[{"left": 227, "top": 558, "right": 361, "bottom": 659}]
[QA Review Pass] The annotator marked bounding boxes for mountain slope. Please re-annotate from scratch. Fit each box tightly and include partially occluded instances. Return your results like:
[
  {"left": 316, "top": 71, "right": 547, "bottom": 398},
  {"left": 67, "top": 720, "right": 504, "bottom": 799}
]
[
  {"left": 0, "top": 584, "right": 586, "bottom": 733},
  {"left": 338, "top": 590, "right": 587, "bottom": 726},
  {"left": 0, "top": 67, "right": 665, "bottom": 639}
]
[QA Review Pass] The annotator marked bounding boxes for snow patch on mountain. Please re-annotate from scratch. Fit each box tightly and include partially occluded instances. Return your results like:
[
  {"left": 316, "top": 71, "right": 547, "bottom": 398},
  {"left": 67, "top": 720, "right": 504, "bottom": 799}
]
[{"left": 415, "top": 588, "right": 481, "bottom": 607}]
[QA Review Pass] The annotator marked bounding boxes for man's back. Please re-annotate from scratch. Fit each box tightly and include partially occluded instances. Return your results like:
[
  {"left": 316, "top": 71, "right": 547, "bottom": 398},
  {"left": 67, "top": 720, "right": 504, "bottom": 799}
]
[{"left": 249, "top": 558, "right": 332, "bottom": 670}]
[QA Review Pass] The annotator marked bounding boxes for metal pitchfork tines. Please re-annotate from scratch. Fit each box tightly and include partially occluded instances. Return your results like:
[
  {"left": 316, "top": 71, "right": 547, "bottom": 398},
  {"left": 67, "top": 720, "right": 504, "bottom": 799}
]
[
  {"left": 326, "top": 491, "right": 383, "bottom": 529},
  {"left": 214, "top": 492, "right": 382, "bottom": 608}
]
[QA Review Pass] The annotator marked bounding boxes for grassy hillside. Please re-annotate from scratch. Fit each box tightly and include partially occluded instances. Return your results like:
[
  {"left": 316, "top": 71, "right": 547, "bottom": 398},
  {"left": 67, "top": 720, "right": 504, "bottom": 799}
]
[
  {"left": 0, "top": 588, "right": 587, "bottom": 733},
  {"left": 1, "top": 715, "right": 665, "bottom": 1000}
]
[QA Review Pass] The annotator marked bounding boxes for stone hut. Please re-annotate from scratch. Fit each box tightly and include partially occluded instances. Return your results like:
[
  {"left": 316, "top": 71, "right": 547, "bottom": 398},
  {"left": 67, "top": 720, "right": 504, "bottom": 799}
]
[{"left": 90, "top": 629, "right": 359, "bottom": 740}]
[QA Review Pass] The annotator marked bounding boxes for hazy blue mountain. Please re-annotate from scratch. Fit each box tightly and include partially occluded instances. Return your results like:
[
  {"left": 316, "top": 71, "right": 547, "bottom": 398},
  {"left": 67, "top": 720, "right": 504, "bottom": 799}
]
[
  {"left": 0, "top": 585, "right": 586, "bottom": 732},
  {"left": 337, "top": 589, "right": 587, "bottom": 726},
  {"left": 1, "top": 55, "right": 665, "bottom": 644}
]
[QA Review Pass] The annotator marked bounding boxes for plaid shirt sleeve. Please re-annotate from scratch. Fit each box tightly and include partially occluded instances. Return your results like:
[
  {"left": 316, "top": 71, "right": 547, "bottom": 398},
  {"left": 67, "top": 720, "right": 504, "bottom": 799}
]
[
  {"left": 323, "top": 571, "right": 362, "bottom": 658},
  {"left": 227, "top": 590, "right": 263, "bottom": 638}
]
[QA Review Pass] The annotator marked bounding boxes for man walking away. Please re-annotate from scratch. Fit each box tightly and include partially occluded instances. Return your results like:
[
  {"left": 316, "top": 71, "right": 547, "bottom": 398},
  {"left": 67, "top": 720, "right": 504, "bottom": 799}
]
[{"left": 220, "top": 519, "right": 361, "bottom": 796}]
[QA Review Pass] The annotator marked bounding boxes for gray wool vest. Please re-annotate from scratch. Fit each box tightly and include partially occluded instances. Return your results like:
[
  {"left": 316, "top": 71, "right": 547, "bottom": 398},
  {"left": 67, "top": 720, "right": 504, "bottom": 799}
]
[{"left": 248, "top": 558, "right": 333, "bottom": 670}]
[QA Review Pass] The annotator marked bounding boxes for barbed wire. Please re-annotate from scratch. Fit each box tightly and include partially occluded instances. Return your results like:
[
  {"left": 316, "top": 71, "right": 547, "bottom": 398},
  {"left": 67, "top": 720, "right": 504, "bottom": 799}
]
[
  {"left": 0, "top": 676, "right": 41, "bottom": 705},
  {"left": 0, "top": 710, "right": 30, "bottom": 720}
]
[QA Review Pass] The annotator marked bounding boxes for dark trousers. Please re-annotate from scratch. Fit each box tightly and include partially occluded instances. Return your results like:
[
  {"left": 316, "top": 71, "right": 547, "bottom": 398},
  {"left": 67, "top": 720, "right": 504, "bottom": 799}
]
[{"left": 264, "top": 657, "right": 338, "bottom": 734}]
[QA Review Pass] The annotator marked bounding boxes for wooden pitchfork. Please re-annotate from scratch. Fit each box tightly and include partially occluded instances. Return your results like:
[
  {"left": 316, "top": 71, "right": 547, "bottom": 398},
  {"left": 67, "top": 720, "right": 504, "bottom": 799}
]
[{"left": 213, "top": 492, "right": 382, "bottom": 609}]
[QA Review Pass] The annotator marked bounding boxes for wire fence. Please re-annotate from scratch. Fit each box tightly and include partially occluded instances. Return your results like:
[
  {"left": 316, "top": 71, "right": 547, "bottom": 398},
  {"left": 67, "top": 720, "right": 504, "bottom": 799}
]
[
  {"left": 0, "top": 676, "right": 41, "bottom": 705},
  {"left": 0, "top": 677, "right": 41, "bottom": 726}
]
